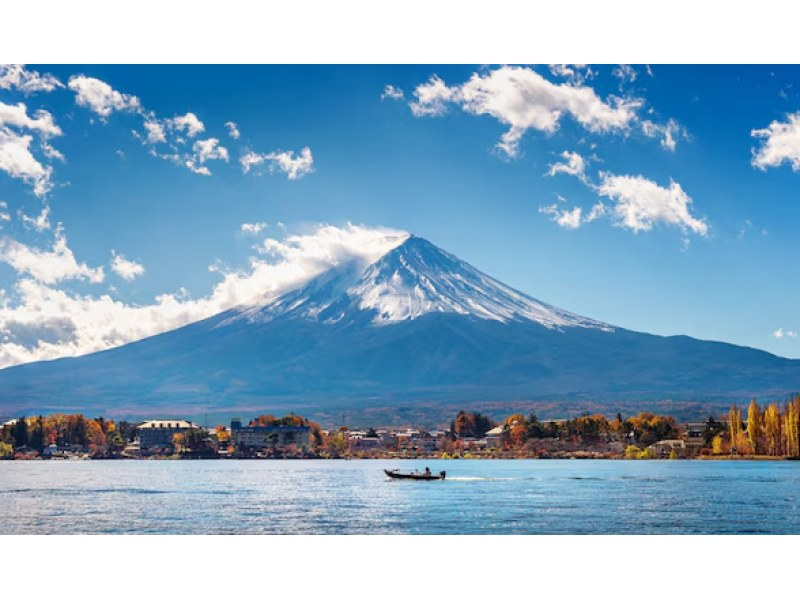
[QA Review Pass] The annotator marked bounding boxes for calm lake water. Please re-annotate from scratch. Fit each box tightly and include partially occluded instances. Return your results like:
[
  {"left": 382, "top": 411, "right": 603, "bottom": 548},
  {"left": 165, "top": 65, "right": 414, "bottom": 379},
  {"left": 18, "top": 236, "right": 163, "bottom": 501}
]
[{"left": 2, "top": 459, "right": 799, "bottom": 534}]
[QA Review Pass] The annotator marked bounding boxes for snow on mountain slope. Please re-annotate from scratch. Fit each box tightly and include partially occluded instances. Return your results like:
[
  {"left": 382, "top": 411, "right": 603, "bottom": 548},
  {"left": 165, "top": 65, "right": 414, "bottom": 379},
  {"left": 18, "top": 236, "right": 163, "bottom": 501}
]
[{"left": 225, "top": 235, "right": 613, "bottom": 332}]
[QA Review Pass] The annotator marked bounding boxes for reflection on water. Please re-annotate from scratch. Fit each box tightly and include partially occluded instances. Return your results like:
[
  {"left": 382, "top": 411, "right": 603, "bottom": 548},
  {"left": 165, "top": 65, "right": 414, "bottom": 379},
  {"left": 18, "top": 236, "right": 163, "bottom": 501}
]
[{"left": 1, "top": 459, "right": 799, "bottom": 534}]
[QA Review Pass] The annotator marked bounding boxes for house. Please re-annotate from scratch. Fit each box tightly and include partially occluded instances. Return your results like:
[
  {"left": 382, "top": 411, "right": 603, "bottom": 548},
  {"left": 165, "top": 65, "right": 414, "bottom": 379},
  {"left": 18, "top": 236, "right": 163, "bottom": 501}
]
[
  {"left": 648, "top": 439, "right": 687, "bottom": 458},
  {"left": 485, "top": 425, "right": 505, "bottom": 448},
  {"left": 230, "top": 418, "right": 311, "bottom": 451},
  {"left": 136, "top": 419, "right": 196, "bottom": 451}
]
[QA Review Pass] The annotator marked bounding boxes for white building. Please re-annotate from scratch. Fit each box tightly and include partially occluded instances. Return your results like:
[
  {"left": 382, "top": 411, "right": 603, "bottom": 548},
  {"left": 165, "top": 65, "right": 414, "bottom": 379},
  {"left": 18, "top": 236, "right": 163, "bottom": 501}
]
[{"left": 136, "top": 420, "right": 196, "bottom": 450}]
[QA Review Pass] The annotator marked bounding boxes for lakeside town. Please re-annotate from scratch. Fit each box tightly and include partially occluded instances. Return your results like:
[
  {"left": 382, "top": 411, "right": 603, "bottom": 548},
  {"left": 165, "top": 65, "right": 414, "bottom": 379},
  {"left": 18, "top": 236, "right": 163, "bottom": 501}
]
[{"left": 3, "top": 397, "right": 800, "bottom": 461}]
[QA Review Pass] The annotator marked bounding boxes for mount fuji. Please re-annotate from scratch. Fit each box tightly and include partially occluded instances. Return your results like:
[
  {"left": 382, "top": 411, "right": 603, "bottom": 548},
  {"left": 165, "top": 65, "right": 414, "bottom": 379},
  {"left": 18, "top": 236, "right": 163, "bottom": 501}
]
[{"left": 1, "top": 234, "right": 799, "bottom": 423}]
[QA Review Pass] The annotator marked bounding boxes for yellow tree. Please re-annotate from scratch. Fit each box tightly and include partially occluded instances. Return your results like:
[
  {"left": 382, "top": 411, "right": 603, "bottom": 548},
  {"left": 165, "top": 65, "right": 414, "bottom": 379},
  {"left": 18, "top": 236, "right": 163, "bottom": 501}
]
[
  {"left": 728, "top": 405, "right": 742, "bottom": 454},
  {"left": 747, "top": 400, "right": 763, "bottom": 455},
  {"left": 763, "top": 403, "right": 782, "bottom": 456},
  {"left": 785, "top": 396, "right": 800, "bottom": 457}
]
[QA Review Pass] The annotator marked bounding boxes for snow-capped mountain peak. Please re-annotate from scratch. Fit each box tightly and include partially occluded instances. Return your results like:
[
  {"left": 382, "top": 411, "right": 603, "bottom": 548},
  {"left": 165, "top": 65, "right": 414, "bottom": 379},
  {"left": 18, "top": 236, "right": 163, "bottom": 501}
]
[{"left": 226, "top": 235, "right": 612, "bottom": 331}]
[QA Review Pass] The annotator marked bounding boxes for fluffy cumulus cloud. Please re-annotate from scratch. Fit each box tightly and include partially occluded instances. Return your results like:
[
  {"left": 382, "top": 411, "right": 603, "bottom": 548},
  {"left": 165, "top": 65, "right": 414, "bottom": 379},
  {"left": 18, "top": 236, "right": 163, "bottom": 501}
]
[
  {"left": 62, "top": 73, "right": 313, "bottom": 180},
  {"left": 642, "top": 118, "right": 686, "bottom": 152},
  {"left": 0, "top": 129, "right": 54, "bottom": 196},
  {"left": 409, "top": 66, "right": 641, "bottom": 157},
  {"left": 0, "top": 65, "right": 63, "bottom": 95},
  {"left": 20, "top": 205, "right": 51, "bottom": 231},
  {"left": 137, "top": 111, "right": 229, "bottom": 176},
  {"left": 0, "top": 101, "right": 62, "bottom": 137},
  {"left": 241, "top": 146, "right": 314, "bottom": 180},
  {"left": 0, "top": 223, "right": 408, "bottom": 368},
  {"left": 774, "top": 328, "right": 798, "bottom": 339},
  {"left": 110, "top": 251, "right": 145, "bottom": 281},
  {"left": 539, "top": 204, "right": 583, "bottom": 229},
  {"left": 0, "top": 101, "right": 62, "bottom": 196},
  {"left": 548, "top": 64, "right": 595, "bottom": 85},
  {"left": 546, "top": 150, "right": 588, "bottom": 182},
  {"left": 381, "top": 85, "right": 404, "bottom": 101},
  {"left": 751, "top": 112, "right": 800, "bottom": 171},
  {"left": 241, "top": 222, "right": 267, "bottom": 235},
  {"left": 68, "top": 75, "right": 141, "bottom": 119},
  {"left": 225, "top": 121, "right": 240, "bottom": 139},
  {"left": 596, "top": 173, "right": 708, "bottom": 236},
  {"left": 541, "top": 149, "right": 707, "bottom": 236},
  {"left": 185, "top": 138, "right": 228, "bottom": 176},
  {"left": 0, "top": 226, "right": 104, "bottom": 285},
  {"left": 170, "top": 112, "right": 205, "bottom": 138}
]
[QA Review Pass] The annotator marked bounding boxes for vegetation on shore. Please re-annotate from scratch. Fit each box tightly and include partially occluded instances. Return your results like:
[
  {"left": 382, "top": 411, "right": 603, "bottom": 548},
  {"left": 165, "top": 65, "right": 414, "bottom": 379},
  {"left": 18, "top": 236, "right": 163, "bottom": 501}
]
[{"left": 3, "top": 397, "right": 800, "bottom": 460}]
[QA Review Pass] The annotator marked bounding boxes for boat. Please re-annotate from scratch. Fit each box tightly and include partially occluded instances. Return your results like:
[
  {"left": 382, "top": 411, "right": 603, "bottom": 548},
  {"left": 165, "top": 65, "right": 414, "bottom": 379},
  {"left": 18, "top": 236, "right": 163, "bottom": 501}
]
[{"left": 384, "top": 468, "right": 446, "bottom": 480}]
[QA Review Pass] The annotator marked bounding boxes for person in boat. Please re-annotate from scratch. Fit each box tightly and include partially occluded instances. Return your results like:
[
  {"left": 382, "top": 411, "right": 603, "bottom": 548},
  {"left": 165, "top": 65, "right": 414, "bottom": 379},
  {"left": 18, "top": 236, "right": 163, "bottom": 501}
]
[{"left": 424, "top": 467, "right": 431, "bottom": 476}]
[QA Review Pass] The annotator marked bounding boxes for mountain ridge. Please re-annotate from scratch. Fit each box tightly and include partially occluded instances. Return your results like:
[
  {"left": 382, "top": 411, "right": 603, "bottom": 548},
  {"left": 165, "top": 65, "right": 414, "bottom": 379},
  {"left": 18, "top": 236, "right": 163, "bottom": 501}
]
[{"left": 0, "top": 234, "right": 798, "bottom": 423}]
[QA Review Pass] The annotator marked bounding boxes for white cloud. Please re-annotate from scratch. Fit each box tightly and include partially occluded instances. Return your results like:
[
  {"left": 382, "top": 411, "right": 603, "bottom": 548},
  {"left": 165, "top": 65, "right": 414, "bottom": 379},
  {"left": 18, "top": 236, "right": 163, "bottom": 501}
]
[
  {"left": 241, "top": 146, "right": 314, "bottom": 180},
  {"left": 642, "top": 118, "right": 686, "bottom": 152},
  {"left": 0, "top": 128, "right": 53, "bottom": 196},
  {"left": 185, "top": 137, "right": 228, "bottom": 176},
  {"left": 409, "top": 75, "right": 455, "bottom": 117},
  {"left": 0, "top": 201, "right": 9, "bottom": 224},
  {"left": 110, "top": 251, "right": 145, "bottom": 281},
  {"left": 241, "top": 222, "right": 267, "bottom": 235},
  {"left": 0, "top": 65, "right": 63, "bottom": 94},
  {"left": 596, "top": 173, "right": 708, "bottom": 236},
  {"left": 0, "top": 226, "right": 104, "bottom": 284},
  {"left": 170, "top": 112, "right": 205, "bottom": 138},
  {"left": 381, "top": 85, "right": 405, "bottom": 101},
  {"left": 548, "top": 64, "right": 595, "bottom": 85},
  {"left": 751, "top": 112, "right": 800, "bottom": 171},
  {"left": 20, "top": 205, "right": 50, "bottom": 231},
  {"left": 612, "top": 64, "right": 638, "bottom": 83},
  {"left": 0, "top": 223, "right": 407, "bottom": 368},
  {"left": 225, "top": 121, "right": 240, "bottom": 139},
  {"left": 546, "top": 150, "right": 588, "bottom": 182},
  {"left": 773, "top": 328, "right": 798, "bottom": 339},
  {"left": 539, "top": 204, "right": 583, "bottom": 229},
  {"left": 0, "top": 101, "right": 62, "bottom": 137},
  {"left": 142, "top": 119, "right": 166, "bottom": 143},
  {"left": 0, "top": 102, "right": 62, "bottom": 195},
  {"left": 541, "top": 150, "right": 706, "bottom": 237},
  {"left": 68, "top": 75, "right": 141, "bottom": 119},
  {"left": 409, "top": 66, "right": 641, "bottom": 157}
]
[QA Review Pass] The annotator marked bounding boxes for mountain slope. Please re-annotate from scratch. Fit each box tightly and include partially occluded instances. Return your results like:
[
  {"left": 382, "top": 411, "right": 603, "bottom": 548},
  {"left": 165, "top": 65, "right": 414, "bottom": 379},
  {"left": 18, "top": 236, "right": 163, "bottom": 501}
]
[{"left": 1, "top": 235, "right": 799, "bottom": 421}]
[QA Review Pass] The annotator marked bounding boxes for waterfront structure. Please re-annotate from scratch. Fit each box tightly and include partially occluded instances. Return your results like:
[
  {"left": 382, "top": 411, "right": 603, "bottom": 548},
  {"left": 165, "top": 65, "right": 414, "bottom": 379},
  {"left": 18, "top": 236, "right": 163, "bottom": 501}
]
[
  {"left": 485, "top": 425, "right": 505, "bottom": 448},
  {"left": 230, "top": 418, "right": 311, "bottom": 451},
  {"left": 136, "top": 419, "right": 196, "bottom": 450},
  {"left": 648, "top": 439, "right": 687, "bottom": 458}
]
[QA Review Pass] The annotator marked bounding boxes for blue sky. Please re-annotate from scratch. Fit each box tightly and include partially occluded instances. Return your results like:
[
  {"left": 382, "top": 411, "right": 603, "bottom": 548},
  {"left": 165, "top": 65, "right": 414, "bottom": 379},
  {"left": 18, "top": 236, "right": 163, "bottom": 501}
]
[{"left": 2, "top": 64, "right": 800, "bottom": 365}]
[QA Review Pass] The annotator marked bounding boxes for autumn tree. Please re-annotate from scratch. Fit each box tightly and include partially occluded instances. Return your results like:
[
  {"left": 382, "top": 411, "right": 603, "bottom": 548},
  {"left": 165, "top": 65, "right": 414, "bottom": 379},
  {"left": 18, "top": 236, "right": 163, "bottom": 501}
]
[
  {"left": 711, "top": 435, "right": 728, "bottom": 455},
  {"left": 450, "top": 411, "right": 495, "bottom": 438},
  {"left": 728, "top": 405, "right": 749, "bottom": 455},
  {"left": 747, "top": 400, "right": 763, "bottom": 455},
  {"left": 28, "top": 415, "right": 45, "bottom": 452},
  {"left": 0, "top": 441, "right": 12, "bottom": 458},
  {"left": 763, "top": 403, "right": 782, "bottom": 456},
  {"left": 702, "top": 417, "right": 726, "bottom": 447},
  {"left": 785, "top": 396, "right": 800, "bottom": 458}
]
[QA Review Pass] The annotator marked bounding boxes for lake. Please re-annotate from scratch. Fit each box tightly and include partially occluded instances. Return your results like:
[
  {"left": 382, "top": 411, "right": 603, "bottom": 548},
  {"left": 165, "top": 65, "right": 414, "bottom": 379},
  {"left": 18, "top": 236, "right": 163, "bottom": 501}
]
[{"left": 1, "top": 459, "right": 799, "bottom": 534}]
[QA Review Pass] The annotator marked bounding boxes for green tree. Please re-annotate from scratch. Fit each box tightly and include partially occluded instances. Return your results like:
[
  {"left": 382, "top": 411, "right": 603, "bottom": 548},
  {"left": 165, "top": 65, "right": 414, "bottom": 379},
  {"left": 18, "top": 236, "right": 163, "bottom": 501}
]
[
  {"left": 13, "top": 416, "right": 28, "bottom": 448},
  {"left": 702, "top": 417, "right": 725, "bottom": 447}
]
